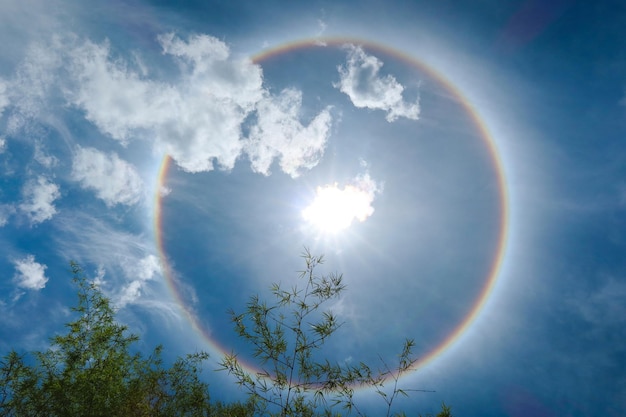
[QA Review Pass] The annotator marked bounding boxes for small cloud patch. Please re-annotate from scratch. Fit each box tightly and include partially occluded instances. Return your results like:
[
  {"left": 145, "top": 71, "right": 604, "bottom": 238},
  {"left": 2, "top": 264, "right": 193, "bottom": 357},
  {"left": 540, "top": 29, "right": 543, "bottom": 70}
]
[
  {"left": 13, "top": 254, "right": 49, "bottom": 290},
  {"left": 72, "top": 146, "right": 144, "bottom": 207},
  {"left": 19, "top": 176, "right": 60, "bottom": 225},
  {"left": 335, "top": 45, "right": 420, "bottom": 122}
]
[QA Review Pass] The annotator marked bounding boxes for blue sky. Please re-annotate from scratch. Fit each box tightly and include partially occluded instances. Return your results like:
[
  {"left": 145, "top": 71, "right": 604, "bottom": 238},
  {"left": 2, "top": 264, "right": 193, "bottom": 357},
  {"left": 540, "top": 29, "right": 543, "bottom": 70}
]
[{"left": 1, "top": 1, "right": 625, "bottom": 416}]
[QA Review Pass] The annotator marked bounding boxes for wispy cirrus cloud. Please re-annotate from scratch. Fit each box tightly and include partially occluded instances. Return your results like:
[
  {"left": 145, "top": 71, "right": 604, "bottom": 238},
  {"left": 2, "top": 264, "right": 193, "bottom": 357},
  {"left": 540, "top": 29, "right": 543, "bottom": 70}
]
[
  {"left": 13, "top": 254, "right": 48, "bottom": 290},
  {"left": 335, "top": 45, "right": 420, "bottom": 122},
  {"left": 72, "top": 146, "right": 144, "bottom": 207},
  {"left": 52, "top": 212, "right": 171, "bottom": 311},
  {"left": 19, "top": 176, "right": 60, "bottom": 225},
  {"left": 5, "top": 38, "right": 64, "bottom": 133}
]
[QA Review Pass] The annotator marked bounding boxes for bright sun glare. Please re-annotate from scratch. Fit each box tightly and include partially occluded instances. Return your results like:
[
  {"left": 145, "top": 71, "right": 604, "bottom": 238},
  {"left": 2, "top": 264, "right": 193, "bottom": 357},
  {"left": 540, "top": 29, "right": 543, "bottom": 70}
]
[{"left": 302, "top": 178, "right": 379, "bottom": 234}]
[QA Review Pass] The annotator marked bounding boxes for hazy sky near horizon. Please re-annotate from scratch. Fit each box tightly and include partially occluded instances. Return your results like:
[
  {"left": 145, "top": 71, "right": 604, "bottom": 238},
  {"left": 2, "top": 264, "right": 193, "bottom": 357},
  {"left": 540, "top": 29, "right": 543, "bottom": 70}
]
[{"left": 1, "top": 1, "right": 625, "bottom": 416}]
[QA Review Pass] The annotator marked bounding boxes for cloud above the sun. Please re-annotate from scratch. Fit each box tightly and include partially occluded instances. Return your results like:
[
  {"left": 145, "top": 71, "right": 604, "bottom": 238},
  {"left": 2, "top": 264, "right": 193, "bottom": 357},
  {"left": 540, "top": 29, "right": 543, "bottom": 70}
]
[
  {"left": 335, "top": 45, "right": 420, "bottom": 122},
  {"left": 22, "top": 32, "right": 329, "bottom": 177},
  {"left": 302, "top": 171, "right": 383, "bottom": 233},
  {"left": 245, "top": 88, "right": 333, "bottom": 177},
  {"left": 65, "top": 33, "right": 264, "bottom": 173},
  {"left": 2, "top": 32, "right": 334, "bottom": 179}
]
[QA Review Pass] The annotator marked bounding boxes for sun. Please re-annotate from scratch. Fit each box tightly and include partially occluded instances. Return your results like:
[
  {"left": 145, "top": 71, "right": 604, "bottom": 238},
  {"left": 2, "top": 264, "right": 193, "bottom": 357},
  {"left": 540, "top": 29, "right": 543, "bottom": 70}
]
[{"left": 302, "top": 179, "right": 379, "bottom": 234}]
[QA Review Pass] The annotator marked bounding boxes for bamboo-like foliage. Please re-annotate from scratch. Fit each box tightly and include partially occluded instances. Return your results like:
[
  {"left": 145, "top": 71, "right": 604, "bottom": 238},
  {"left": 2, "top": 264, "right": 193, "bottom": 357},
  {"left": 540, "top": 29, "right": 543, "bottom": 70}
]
[
  {"left": 0, "top": 258, "right": 451, "bottom": 417},
  {"left": 0, "top": 263, "right": 251, "bottom": 417},
  {"left": 219, "top": 249, "right": 445, "bottom": 417}
]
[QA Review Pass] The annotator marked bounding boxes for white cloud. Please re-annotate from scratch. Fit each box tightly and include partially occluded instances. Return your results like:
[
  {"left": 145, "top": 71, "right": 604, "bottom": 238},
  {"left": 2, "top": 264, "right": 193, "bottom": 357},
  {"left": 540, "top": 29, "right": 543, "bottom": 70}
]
[
  {"left": 159, "top": 186, "right": 171, "bottom": 198},
  {"left": 335, "top": 45, "right": 420, "bottom": 122},
  {"left": 19, "top": 176, "right": 60, "bottom": 224},
  {"left": 72, "top": 146, "right": 144, "bottom": 206},
  {"left": 0, "top": 136, "right": 6, "bottom": 153},
  {"left": 158, "top": 32, "right": 262, "bottom": 107},
  {"left": 5, "top": 33, "right": 334, "bottom": 176},
  {"left": 117, "top": 281, "right": 143, "bottom": 308},
  {"left": 13, "top": 254, "right": 48, "bottom": 290},
  {"left": 6, "top": 38, "right": 64, "bottom": 133},
  {"left": 63, "top": 33, "right": 333, "bottom": 176},
  {"left": 66, "top": 34, "right": 263, "bottom": 173},
  {"left": 118, "top": 254, "right": 161, "bottom": 307},
  {"left": 65, "top": 38, "right": 171, "bottom": 142},
  {"left": 245, "top": 88, "right": 333, "bottom": 177},
  {"left": 317, "top": 19, "right": 327, "bottom": 36},
  {"left": 93, "top": 264, "right": 106, "bottom": 286},
  {"left": 315, "top": 19, "right": 328, "bottom": 46},
  {"left": 127, "top": 254, "right": 161, "bottom": 281}
]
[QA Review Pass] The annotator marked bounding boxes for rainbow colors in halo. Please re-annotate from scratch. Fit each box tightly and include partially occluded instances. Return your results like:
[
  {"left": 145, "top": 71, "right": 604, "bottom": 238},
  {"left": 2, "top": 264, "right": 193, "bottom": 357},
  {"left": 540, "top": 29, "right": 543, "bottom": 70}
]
[{"left": 153, "top": 36, "right": 510, "bottom": 385}]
